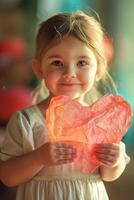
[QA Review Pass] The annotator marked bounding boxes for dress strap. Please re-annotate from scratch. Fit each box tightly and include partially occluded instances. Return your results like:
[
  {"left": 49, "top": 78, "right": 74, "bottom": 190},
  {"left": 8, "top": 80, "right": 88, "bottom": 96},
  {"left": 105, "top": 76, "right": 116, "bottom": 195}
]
[{"left": 21, "top": 110, "right": 30, "bottom": 125}]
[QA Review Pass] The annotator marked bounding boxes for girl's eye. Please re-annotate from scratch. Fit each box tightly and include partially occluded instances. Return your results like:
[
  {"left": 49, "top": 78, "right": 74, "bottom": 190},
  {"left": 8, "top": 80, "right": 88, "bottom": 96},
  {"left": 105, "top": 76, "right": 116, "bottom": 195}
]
[
  {"left": 77, "top": 60, "right": 89, "bottom": 68},
  {"left": 48, "top": 60, "right": 64, "bottom": 72},
  {"left": 51, "top": 60, "right": 63, "bottom": 67}
]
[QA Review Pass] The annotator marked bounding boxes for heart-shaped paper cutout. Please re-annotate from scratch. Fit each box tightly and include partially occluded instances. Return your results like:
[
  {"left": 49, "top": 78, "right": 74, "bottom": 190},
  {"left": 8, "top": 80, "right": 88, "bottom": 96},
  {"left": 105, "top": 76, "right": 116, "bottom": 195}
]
[{"left": 46, "top": 94, "right": 132, "bottom": 173}]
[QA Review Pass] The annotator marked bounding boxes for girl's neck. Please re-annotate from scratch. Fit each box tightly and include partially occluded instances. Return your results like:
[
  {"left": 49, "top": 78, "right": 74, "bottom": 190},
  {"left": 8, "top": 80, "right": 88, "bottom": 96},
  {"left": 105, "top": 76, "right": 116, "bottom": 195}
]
[
  {"left": 37, "top": 95, "right": 52, "bottom": 116},
  {"left": 74, "top": 96, "right": 89, "bottom": 106}
]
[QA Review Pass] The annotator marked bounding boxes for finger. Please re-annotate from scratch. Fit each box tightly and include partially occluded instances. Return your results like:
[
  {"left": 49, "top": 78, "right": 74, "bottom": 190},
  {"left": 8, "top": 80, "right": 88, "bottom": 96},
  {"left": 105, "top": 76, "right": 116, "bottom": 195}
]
[
  {"left": 96, "top": 153, "right": 118, "bottom": 164},
  {"left": 57, "top": 159, "right": 74, "bottom": 165},
  {"left": 55, "top": 142, "right": 73, "bottom": 148},
  {"left": 56, "top": 148, "right": 77, "bottom": 156},
  {"left": 95, "top": 144, "right": 120, "bottom": 155},
  {"left": 55, "top": 151, "right": 77, "bottom": 160},
  {"left": 52, "top": 147, "right": 76, "bottom": 163},
  {"left": 55, "top": 153, "right": 75, "bottom": 164},
  {"left": 96, "top": 143, "right": 120, "bottom": 150},
  {"left": 99, "top": 159, "right": 114, "bottom": 166},
  {"left": 54, "top": 144, "right": 77, "bottom": 156},
  {"left": 96, "top": 153, "right": 113, "bottom": 160},
  {"left": 99, "top": 157, "right": 119, "bottom": 167},
  {"left": 95, "top": 148, "right": 119, "bottom": 156}
]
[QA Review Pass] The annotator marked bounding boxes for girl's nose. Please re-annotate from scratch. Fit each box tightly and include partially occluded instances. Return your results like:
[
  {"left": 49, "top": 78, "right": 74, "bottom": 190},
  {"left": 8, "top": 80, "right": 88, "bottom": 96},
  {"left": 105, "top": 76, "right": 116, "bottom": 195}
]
[
  {"left": 63, "top": 66, "right": 77, "bottom": 79},
  {"left": 63, "top": 73, "right": 76, "bottom": 79}
]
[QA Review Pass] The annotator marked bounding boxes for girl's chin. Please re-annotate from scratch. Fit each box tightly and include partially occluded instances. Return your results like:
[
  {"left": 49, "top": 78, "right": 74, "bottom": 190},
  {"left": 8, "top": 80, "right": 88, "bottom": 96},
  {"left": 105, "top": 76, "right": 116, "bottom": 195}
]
[{"left": 54, "top": 92, "right": 83, "bottom": 101}]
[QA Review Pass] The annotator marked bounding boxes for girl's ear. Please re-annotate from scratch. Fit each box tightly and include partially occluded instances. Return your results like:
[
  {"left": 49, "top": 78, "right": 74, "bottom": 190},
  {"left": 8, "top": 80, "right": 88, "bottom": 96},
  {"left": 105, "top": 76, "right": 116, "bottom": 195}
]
[
  {"left": 96, "top": 65, "right": 106, "bottom": 82},
  {"left": 95, "top": 71, "right": 102, "bottom": 82},
  {"left": 32, "top": 59, "right": 43, "bottom": 80}
]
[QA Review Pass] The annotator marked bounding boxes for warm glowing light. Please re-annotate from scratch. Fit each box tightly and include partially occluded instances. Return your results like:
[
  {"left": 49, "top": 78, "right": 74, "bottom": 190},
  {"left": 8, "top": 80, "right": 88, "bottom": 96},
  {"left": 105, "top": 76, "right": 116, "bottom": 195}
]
[{"left": 46, "top": 94, "right": 132, "bottom": 173}]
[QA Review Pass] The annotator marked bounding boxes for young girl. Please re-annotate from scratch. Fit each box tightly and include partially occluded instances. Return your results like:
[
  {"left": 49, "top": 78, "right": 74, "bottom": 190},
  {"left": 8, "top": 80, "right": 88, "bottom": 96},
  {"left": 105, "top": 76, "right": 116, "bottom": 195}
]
[{"left": 0, "top": 11, "right": 130, "bottom": 200}]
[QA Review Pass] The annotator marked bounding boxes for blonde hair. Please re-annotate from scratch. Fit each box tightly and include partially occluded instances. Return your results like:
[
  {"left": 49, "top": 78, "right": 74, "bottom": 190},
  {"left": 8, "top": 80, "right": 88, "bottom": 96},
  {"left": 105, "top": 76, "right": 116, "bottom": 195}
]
[{"left": 33, "top": 11, "right": 117, "bottom": 104}]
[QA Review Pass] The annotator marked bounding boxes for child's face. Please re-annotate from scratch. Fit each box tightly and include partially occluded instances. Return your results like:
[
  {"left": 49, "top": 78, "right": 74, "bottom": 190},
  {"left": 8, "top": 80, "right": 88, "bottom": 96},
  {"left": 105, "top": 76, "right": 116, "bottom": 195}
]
[{"left": 36, "top": 36, "right": 98, "bottom": 102}]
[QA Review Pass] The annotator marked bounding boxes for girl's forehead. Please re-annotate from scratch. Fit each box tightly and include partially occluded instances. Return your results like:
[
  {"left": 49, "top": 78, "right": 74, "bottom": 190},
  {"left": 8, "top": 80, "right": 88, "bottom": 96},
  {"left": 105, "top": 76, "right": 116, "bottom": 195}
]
[{"left": 42, "top": 36, "right": 96, "bottom": 58}]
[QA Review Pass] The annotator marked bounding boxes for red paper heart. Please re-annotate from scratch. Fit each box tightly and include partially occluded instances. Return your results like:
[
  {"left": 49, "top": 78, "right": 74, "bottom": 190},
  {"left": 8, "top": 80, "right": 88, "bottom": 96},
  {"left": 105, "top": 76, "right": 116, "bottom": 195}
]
[{"left": 46, "top": 94, "right": 132, "bottom": 173}]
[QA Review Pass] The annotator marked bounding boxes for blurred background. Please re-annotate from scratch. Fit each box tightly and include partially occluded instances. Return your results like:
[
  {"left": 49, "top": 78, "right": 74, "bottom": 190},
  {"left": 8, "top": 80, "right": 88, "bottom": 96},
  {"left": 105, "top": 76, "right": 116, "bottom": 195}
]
[{"left": 0, "top": 0, "right": 134, "bottom": 199}]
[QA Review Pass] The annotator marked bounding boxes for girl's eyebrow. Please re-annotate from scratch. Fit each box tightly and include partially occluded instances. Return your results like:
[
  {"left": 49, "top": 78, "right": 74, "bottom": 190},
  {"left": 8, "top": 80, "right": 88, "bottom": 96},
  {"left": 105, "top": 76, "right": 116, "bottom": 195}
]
[
  {"left": 76, "top": 55, "right": 90, "bottom": 59},
  {"left": 47, "top": 55, "right": 90, "bottom": 60},
  {"left": 46, "top": 55, "right": 62, "bottom": 60}
]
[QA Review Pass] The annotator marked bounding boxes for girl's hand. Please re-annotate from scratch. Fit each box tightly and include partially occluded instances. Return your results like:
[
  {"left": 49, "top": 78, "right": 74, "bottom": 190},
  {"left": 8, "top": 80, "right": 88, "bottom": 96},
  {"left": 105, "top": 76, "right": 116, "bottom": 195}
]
[
  {"left": 39, "top": 142, "right": 77, "bottom": 167},
  {"left": 95, "top": 143, "right": 121, "bottom": 168}
]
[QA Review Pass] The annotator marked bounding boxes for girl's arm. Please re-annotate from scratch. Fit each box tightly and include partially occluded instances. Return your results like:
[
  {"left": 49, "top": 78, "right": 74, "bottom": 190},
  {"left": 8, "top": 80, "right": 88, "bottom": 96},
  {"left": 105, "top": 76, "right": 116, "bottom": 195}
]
[
  {"left": 0, "top": 142, "right": 76, "bottom": 187},
  {"left": 96, "top": 143, "right": 128, "bottom": 181},
  {"left": 0, "top": 146, "right": 45, "bottom": 186}
]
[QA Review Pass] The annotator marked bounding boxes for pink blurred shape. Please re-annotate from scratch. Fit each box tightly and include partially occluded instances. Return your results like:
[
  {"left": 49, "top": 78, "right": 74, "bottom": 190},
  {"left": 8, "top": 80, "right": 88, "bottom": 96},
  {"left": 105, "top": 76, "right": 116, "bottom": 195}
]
[
  {"left": 0, "top": 86, "right": 32, "bottom": 123},
  {"left": 46, "top": 94, "right": 132, "bottom": 173}
]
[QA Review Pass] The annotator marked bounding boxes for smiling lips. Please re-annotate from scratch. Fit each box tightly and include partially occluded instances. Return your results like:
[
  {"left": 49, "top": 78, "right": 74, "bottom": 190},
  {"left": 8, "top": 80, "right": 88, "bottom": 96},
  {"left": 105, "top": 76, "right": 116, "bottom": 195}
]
[{"left": 58, "top": 83, "right": 81, "bottom": 86}]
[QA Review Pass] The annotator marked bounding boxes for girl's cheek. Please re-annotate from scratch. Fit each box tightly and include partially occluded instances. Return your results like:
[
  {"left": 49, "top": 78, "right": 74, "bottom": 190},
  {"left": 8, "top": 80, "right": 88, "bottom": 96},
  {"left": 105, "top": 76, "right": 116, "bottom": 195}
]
[
  {"left": 46, "top": 70, "right": 63, "bottom": 76},
  {"left": 45, "top": 73, "right": 61, "bottom": 85},
  {"left": 79, "top": 72, "right": 90, "bottom": 83}
]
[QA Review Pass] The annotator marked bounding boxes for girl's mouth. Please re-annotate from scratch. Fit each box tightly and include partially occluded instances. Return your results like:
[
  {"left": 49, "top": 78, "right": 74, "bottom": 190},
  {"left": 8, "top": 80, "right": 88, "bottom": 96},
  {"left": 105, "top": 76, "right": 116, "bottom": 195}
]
[{"left": 58, "top": 83, "right": 81, "bottom": 86}]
